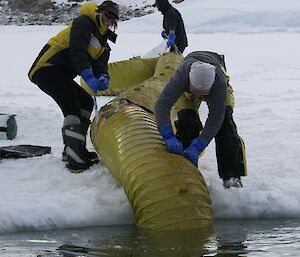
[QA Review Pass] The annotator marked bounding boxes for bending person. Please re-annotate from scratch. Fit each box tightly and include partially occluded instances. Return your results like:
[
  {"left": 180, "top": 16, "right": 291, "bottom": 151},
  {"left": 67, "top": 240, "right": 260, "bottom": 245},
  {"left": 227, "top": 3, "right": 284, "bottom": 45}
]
[
  {"left": 28, "top": 1, "right": 119, "bottom": 172},
  {"left": 155, "top": 51, "right": 247, "bottom": 188}
]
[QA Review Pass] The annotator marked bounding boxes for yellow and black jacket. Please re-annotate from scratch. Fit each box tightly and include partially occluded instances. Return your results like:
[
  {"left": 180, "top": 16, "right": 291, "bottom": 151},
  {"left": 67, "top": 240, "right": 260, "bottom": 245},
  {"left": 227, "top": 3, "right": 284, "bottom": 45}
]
[{"left": 29, "top": 2, "right": 110, "bottom": 82}]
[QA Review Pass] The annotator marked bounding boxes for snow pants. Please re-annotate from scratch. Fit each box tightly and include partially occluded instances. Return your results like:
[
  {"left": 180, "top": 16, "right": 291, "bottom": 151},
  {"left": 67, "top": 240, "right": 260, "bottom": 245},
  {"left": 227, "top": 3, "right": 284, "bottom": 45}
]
[{"left": 32, "top": 66, "right": 93, "bottom": 121}]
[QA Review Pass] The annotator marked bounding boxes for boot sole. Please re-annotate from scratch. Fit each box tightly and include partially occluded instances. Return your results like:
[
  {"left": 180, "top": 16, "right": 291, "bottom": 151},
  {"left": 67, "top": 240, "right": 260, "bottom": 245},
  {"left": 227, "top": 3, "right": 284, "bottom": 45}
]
[
  {"left": 66, "top": 159, "right": 100, "bottom": 173},
  {"left": 62, "top": 155, "right": 99, "bottom": 163},
  {"left": 67, "top": 167, "right": 87, "bottom": 173}
]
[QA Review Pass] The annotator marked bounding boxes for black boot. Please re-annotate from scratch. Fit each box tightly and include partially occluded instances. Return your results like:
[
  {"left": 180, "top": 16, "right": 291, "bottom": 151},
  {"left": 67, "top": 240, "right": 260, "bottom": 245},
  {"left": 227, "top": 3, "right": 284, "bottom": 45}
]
[
  {"left": 62, "top": 123, "right": 99, "bottom": 164},
  {"left": 63, "top": 124, "right": 94, "bottom": 173},
  {"left": 61, "top": 146, "right": 99, "bottom": 163},
  {"left": 81, "top": 122, "right": 100, "bottom": 163}
]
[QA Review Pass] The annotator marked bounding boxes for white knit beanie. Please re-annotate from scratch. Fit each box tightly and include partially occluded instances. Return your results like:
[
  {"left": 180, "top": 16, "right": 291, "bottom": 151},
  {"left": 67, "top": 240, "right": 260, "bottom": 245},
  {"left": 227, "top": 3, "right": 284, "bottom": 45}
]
[{"left": 189, "top": 61, "right": 216, "bottom": 91}]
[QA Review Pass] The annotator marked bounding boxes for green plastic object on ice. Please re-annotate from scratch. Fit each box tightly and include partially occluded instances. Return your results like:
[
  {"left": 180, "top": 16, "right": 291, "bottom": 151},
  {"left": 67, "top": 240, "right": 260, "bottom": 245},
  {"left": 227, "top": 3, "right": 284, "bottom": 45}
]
[{"left": 0, "top": 114, "right": 17, "bottom": 140}]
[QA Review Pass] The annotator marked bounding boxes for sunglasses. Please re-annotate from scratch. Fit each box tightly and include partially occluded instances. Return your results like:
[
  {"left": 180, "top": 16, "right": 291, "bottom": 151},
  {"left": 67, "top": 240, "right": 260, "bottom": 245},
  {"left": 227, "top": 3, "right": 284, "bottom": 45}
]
[{"left": 103, "top": 11, "right": 117, "bottom": 23}]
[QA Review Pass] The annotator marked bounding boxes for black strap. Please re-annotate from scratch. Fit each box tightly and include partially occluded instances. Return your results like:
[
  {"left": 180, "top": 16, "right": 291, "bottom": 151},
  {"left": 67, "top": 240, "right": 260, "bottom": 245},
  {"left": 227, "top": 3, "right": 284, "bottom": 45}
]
[
  {"left": 96, "top": 14, "right": 101, "bottom": 27},
  {"left": 119, "top": 98, "right": 154, "bottom": 114},
  {"left": 0, "top": 127, "right": 7, "bottom": 132}
]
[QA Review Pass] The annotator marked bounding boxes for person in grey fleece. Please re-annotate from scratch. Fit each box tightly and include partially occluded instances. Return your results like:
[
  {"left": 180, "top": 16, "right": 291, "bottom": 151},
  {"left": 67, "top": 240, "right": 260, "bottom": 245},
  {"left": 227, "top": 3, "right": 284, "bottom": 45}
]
[{"left": 154, "top": 51, "right": 247, "bottom": 188}]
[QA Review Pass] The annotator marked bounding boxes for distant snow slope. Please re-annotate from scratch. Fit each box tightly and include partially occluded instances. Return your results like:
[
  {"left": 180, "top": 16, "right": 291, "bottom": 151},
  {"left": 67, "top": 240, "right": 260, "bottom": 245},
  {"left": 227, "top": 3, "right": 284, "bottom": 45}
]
[
  {"left": 54, "top": 0, "right": 154, "bottom": 8},
  {"left": 120, "top": 0, "right": 300, "bottom": 33},
  {"left": 109, "top": 0, "right": 154, "bottom": 8}
]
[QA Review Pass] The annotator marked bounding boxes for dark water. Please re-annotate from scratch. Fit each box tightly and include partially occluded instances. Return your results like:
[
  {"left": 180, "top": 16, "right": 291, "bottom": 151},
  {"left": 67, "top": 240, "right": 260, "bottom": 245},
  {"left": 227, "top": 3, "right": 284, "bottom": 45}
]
[{"left": 1, "top": 219, "right": 300, "bottom": 256}]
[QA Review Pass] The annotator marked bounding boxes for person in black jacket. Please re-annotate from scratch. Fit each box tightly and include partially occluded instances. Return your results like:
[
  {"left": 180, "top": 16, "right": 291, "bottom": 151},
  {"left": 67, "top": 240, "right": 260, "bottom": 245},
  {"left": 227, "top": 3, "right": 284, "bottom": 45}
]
[
  {"left": 155, "top": 0, "right": 188, "bottom": 53},
  {"left": 28, "top": 1, "right": 119, "bottom": 173}
]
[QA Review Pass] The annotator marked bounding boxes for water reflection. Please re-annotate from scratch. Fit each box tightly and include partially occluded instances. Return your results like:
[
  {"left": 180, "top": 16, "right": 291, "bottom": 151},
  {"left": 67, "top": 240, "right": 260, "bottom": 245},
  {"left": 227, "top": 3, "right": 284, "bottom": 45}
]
[
  {"left": 214, "top": 220, "right": 249, "bottom": 256},
  {"left": 2, "top": 219, "right": 300, "bottom": 256},
  {"left": 57, "top": 221, "right": 252, "bottom": 256},
  {"left": 58, "top": 226, "right": 213, "bottom": 257}
]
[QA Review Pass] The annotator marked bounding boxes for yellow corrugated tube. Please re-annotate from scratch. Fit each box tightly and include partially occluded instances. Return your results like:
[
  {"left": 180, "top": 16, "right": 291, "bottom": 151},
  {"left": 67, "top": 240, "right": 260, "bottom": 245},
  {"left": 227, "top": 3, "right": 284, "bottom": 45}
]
[{"left": 89, "top": 53, "right": 213, "bottom": 231}]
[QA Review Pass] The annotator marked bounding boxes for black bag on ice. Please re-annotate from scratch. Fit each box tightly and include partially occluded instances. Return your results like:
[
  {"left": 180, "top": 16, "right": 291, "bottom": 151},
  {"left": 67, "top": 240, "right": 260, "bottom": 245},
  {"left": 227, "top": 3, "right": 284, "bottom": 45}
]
[{"left": 0, "top": 145, "right": 51, "bottom": 159}]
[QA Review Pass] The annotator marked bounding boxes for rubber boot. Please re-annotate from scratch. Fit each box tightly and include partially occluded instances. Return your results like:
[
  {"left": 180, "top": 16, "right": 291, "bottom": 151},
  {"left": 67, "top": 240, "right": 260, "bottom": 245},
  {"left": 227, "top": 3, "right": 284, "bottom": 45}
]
[
  {"left": 63, "top": 123, "right": 92, "bottom": 173},
  {"left": 81, "top": 122, "right": 99, "bottom": 164},
  {"left": 61, "top": 126, "right": 99, "bottom": 163},
  {"left": 62, "top": 122, "right": 99, "bottom": 164}
]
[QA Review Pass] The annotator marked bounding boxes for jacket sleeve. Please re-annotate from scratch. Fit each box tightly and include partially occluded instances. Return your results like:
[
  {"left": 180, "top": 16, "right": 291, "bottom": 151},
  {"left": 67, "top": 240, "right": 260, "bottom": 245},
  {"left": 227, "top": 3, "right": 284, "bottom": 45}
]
[
  {"left": 70, "top": 15, "right": 94, "bottom": 74},
  {"left": 154, "top": 61, "right": 189, "bottom": 130},
  {"left": 92, "top": 45, "right": 111, "bottom": 76},
  {"left": 198, "top": 71, "right": 227, "bottom": 143},
  {"left": 167, "top": 8, "right": 180, "bottom": 32}
]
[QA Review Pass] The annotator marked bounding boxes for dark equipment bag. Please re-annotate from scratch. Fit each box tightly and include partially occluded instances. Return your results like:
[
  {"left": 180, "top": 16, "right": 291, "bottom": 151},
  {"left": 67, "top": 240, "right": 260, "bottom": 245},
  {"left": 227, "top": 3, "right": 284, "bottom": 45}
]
[{"left": 0, "top": 145, "right": 51, "bottom": 159}]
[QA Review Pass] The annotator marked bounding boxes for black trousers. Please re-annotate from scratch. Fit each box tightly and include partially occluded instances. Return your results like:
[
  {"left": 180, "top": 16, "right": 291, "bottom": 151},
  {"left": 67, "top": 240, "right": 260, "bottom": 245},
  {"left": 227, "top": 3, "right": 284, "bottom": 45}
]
[
  {"left": 175, "top": 107, "right": 246, "bottom": 179},
  {"left": 215, "top": 107, "right": 246, "bottom": 179},
  {"left": 32, "top": 66, "right": 93, "bottom": 120}
]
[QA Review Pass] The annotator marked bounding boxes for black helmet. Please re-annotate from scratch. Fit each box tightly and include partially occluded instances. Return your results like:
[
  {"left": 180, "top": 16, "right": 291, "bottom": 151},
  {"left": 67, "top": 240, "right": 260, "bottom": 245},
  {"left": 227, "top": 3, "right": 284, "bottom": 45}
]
[{"left": 98, "top": 1, "right": 119, "bottom": 27}]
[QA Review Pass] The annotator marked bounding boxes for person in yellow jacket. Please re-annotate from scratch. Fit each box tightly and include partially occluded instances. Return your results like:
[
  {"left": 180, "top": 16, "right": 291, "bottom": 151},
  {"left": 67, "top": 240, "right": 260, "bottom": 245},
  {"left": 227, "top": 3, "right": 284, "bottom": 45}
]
[{"left": 28, "top": 1, "right": 119, "bottom": 172}]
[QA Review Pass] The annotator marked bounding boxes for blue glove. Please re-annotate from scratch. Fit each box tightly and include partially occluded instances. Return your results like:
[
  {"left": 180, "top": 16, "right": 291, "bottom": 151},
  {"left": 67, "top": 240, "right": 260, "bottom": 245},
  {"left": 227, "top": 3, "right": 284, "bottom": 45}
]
[
  {"left": 183, "top": 138, "right": 208, "bottom": 166},
  {"left": 167, "top": 34, "right": 176, "bottom": 47},
  {"left": 97, "top": 73, "right": 109, "bottom": 91},
  {"left": 161, "top": 30, "right": 168, "bottom": 39},
  {"left": 80, "top": 68, "right": 102, "bottom": 93},
  {"left": 160, "top": 123, "right": 183, "bottom": 154}
]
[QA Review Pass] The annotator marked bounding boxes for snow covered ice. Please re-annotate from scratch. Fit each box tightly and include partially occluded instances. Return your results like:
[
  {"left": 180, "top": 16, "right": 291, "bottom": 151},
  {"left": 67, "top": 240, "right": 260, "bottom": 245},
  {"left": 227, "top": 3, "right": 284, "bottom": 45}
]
[{"left": 1, "top": 0, "right": 300, "bottom": 233}]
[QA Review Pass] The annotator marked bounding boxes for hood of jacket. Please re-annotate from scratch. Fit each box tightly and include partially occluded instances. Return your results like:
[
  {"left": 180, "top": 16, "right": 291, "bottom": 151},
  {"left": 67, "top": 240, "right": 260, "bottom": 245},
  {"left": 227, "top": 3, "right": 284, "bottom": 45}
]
[{"left": 156, "top": 0, "right": 172, "bottom": 14}]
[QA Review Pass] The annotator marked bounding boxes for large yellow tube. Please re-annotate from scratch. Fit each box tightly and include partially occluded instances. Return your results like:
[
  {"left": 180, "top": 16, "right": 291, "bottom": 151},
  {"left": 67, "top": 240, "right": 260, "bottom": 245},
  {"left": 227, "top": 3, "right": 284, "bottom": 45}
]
[
  {"left": 90, "top": 53, "right": 213, "bottom": 231},
  {"left": 81, "top": 56, "right": 158, "bottom": 96}
]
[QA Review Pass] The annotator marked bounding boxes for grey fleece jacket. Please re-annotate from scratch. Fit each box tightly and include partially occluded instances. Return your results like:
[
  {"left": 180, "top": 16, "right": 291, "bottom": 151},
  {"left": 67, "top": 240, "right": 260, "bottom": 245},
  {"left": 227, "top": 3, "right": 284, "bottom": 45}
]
[{"left": 154, "top": 51, "right": 228, "bottom": 144}]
